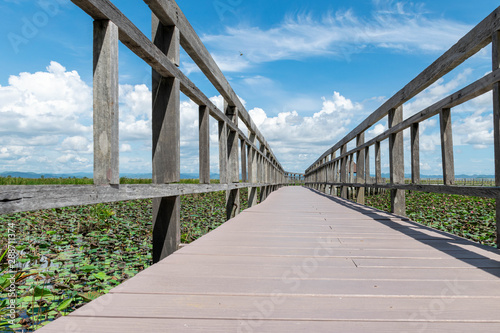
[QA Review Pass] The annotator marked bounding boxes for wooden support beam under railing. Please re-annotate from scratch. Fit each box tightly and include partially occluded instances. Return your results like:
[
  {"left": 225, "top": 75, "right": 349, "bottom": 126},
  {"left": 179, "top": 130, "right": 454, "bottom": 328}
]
[
  {"left": 440, "top": 108, "right": 455, "bottom": 185},
  {"left": 199, "top": 105, "right": 210, "bottom": 185},
  {"left": 411, "top": 123, "right": 420, "bottom": 184},
  {"left": 151, "top": 16, "right": 180, "bottom": 263},
  {"left": 492, "top": 29, "right": 500, "bottom": 248},
  {"left": 389, "top": 106, "right": 405, "bottom": 216},
  {"left": 93, "top": 19, "right": 119, "bottom": 186},
  {"left": 225, "top": 104, "right": 240, "bottom": 220},
  {"left": 356, "top": 133, "right": 366, "bottom": 205}
]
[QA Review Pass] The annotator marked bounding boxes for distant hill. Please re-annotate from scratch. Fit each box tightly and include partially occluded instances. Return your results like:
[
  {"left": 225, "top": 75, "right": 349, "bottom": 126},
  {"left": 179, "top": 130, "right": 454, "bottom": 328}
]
[{"left": 0, "top": 171, "right": 220, "bottom": 180}]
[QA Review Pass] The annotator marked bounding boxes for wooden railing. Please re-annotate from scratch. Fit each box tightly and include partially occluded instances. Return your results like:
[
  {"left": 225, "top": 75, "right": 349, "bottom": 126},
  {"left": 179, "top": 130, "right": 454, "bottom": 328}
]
[
  {"left": 0, "top": 0, "right": 296, "bottom": 263},
  {"left": 304, "top": 6, "right": 500, "bottom": 248}
]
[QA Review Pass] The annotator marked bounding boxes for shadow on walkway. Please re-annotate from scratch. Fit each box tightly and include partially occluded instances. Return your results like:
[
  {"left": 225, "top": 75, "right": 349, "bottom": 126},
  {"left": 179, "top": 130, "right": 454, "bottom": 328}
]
[{"left": 305, "top": 187, "right": 500, "bottom": 279}]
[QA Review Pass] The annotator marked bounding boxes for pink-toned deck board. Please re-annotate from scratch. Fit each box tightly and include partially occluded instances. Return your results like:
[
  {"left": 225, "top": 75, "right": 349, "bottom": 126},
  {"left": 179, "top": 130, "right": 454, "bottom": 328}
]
[{"left": 37, "top": 187, "right": 500, "bottom": 332}]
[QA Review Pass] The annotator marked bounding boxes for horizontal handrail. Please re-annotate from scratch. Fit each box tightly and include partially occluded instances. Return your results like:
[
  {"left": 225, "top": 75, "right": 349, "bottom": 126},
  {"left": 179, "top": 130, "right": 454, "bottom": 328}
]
[{"left": 0, "top": 182, "right": 281, "bottom": 215}]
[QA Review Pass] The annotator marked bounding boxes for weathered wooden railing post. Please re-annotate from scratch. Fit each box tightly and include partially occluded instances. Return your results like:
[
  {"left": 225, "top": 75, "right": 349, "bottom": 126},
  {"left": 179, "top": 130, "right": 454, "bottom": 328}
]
[
  {"left": 375, "top": 141, "right": 382, "bottom": 188},
  {"left": 349, "top": 154, "right": 355, "bottom": 199},
  {"left": 333, "top": 156, "right": 339, "bottom": 196},
  {"left": 152, "top": 16, "right": 181, "bottom": 263},
  {"left": 364, "top": 146, "right": 370, "bottom": 193},
  {"left": 265, "top": 151, "right": 271, "bottom": 198},
  {"left": 492, "top": 29, "right": 500, "bottom": 248},
  {"left": 389, "top": 106, "right": 405, "bottom": 216},
  {"left": 411, "top": 123, "right": 420, "bottom": 184},
  {"left": 248, "top": 133, "right": 258, "bottom": 207},
  {"left": 356, "top": 133, "right": 365, "bottom": 204},
  {"left": 440, "top": 108, "right": 455, "bottom": 185},
  {"left": 218, "top": 120, "right": 228, "bottom": 184},
  {"left": 199, "top": 105, "right": 210, "bottom": 184},
  {"left": 258, "top": 145, "right": 265, "bottom": 201},
  {"left": 241, "top": 138, "right": 247, "bottom": 183},
  {"left": 93, "top": 20, "right": 119, "bottom": 186},
  {"left": 322, "top": 159, "right": 326, "bottom": 193},
  {"left": 330, "top": 152, "right": 336, "bottom": 195},
  {"left": 225, "top": 103, "right": 240, "bottom": 220},
  {"left": 340, "top": 145, "right": 348, "bottom": 198}
]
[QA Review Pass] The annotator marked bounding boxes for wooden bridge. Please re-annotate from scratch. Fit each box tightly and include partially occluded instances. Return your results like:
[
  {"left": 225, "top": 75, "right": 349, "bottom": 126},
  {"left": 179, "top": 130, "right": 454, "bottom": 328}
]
[
  {"left": 37, "top": 186, "right": 500, "bottom": 332},
  {"left": 1, "top": 0, "right": 500, "bottom": 332}
]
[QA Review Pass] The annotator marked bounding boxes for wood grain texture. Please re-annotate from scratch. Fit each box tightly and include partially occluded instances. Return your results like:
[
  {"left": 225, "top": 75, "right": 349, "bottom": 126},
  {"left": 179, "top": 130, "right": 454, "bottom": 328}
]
[
  {"left": 241, "top": 139, "right": 247, "bottom": 183},
  {"left": 0, "top": 183, "right": 275, "bottom": 215},
  {"left": 225, "top": 104, "right": 240, "bottom": 219},
  {"left": 93, "top": 20, "right": 119, "bottom": 185},
  {"left": 248, "top": 134, "right": 258, "bottom": 208},
  {"left": 198, "top": 105, "right": 210, "bottom": 184},
  {"left": 340, "top": 145, "right": 348, "bottom": 199},
  {"left": 152, "top": 16, "right": 180, "bottom": 262},
  {"left": 411, "top": 123, "right": 420, "bottom": 184},
  {"left": 389, "top": 106, "right": 405, "bottom": 216},
  {"left": 375, "top": 141, "right": 382, "bottom": 184},
  {"left": 493, "top": 30, "right": 500, "bottom": 248},
  {"left": 356, "top": 133, "right": 365, "bottom": 204},
  {"left": 218, "top": 121, "right": 228, "bottom": 184},
  {"left": 440, "top": 108, "right": 455, "bottom": 185}
]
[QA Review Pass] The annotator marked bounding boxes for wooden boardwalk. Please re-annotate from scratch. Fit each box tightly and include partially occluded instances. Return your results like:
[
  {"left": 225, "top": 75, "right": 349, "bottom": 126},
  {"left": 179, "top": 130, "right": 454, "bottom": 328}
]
[{"left": 39, "top": 187, "right": 500, "bottom": 332}]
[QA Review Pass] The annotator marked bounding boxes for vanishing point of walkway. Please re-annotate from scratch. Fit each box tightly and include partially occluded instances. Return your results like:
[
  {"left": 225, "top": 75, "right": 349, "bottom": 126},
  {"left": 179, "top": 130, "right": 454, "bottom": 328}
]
[{"left": 39, "top": 187, "right": 500, "bottom": 332}]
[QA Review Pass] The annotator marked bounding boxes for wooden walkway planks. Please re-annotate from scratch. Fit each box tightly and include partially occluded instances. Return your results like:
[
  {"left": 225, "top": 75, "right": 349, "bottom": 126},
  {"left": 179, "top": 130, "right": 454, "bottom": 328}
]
[{"left": 38, "top": 187, "right": 500, "bottom": 332}]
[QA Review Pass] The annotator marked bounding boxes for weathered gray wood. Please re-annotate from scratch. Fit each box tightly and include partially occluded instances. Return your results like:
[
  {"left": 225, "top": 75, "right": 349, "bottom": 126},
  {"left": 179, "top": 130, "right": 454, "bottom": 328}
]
[
  {"left": 375, "top": 141, "right": 382, "bottom": 184},
  {"left": 93, "top": 20, "right": 119, "bottom": 185},
  {"left": 332, "top": 156, "right": 338, "bottom": 196},
  {"left": 364, "top": 147, "right": 370, "bottom": 184},
  {"left": 218, "top": 121, "right": 227, "bottom": 184},
  {"left": 241, "top": 139, "right": 247, "bottom": 183},
  {"left": 306, "top": 6, "right": 500, "bottom": 171},
  {"left": 340, "top": 145, "right": 348, "bottom": 198},
  {"left": 356, "top": 133, "right": 365, "bottom": 204},
  {"left": 493, "top": 30, "right": 500, "bottom": 248},
  {"left": 248, "top": 134, "right": 258, "bottom": 208},
  {"left": 225, "top": 104, "right": 240, "bottom": 219},
  {"left": 440, "top": 108, "right": 455, "bottom": 185},
  {"left": 199, "top": 105, "right": 210, "bottom": 184},
  {"left": 142, "top": 0, "right": 282, "bottom": 171},
  {"left": 0, "top": 183, "right": 272, "bottom": 215},
  {"left": 389, "top": 106, "right": 405, "bottom": 216},
  {"left": 411, "top": 123, "right": 420, "bottom": 184},
  {"left": 152, "top": 15, "right": 180, "bottom": 263},
  {"left": 349, "top": 154, "right": 355, "bottom": 184}
]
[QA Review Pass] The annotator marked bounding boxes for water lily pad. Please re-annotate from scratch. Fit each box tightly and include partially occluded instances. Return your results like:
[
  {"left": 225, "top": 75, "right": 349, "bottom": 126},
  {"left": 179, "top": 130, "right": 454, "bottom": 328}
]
[
  {"left": 78, "top": 291, "right": 101, "bottom": 302},
  {"left": 33, "top": 286, "right": 53, "bottom": 297},
  {"left": 57, "top": 298, "right": 73, "bottom": 311}
]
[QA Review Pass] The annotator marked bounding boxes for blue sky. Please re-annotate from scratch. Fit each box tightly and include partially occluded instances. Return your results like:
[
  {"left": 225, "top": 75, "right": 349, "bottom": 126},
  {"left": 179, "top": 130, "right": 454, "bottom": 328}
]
[{"left": 0, "top": 0, "right": 499, "bottom": 176}]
